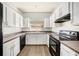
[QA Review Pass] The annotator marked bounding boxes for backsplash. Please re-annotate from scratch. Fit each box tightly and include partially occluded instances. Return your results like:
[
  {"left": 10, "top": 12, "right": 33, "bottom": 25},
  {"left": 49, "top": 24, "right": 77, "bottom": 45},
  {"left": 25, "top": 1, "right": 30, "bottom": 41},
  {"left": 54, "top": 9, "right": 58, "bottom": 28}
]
[
  {"left": 61, "top": 21, "right": 79, "bottom": 31},
  {"left": 52, "top": 21, "right": 79, "bottom": 33},
  {"left": 2, "top": 27, "right": 22, "bottom": 35}
]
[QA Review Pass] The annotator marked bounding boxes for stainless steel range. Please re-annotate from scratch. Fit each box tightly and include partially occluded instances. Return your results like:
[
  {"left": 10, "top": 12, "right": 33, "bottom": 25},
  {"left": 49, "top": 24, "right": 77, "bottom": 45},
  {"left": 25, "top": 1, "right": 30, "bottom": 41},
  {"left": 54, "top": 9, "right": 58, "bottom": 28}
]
[{"left": 59, "top": 30, "right": 79, "bottom": 41}]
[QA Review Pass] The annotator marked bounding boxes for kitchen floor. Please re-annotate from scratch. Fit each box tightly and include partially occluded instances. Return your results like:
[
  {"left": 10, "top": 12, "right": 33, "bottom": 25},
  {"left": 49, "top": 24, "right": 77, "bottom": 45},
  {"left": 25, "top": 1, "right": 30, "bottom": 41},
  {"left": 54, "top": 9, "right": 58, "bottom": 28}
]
[{"left": 18, "top": 45, "right": 51, "bottom": 56}]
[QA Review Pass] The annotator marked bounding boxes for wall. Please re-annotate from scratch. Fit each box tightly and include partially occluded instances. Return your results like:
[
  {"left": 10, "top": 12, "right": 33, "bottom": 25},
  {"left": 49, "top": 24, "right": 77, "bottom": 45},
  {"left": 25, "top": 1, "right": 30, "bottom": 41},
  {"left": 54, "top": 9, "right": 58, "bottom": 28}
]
[
  {"left": 3, "top": 27, "right": 22, "bottom": 35},
  {"left": 61, "top": 21, "right": 79, "bottom": 31},
  {"left": 23, "top": 12, "right": 51, "bottom": 21}
]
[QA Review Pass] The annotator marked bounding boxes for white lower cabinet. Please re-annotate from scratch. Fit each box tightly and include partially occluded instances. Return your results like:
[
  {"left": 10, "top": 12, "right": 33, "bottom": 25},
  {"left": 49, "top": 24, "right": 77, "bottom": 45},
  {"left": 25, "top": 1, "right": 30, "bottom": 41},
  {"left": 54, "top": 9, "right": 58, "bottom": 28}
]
[
  {"left": 14, "top": 37, "right": 20, "bottom": 56},
  {"left": 3, "top": 37, "right": 20, "bottom": 56},
  {"left": 60, "top": 44, "right": 78, "bottom": 56},
  {"left": 26, "top": 33, "right": 49, "bottom": 45},
  {"left": 3, "top": 39, "right": 15, "bottom": 56}
]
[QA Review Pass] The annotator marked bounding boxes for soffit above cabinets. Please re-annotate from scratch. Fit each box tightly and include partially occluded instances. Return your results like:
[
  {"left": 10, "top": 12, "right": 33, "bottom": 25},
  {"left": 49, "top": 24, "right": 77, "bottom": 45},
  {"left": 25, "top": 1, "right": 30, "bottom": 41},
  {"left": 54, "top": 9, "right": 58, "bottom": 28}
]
[{"left": 5, "top": 2, "right": 60, "bottom": 13}]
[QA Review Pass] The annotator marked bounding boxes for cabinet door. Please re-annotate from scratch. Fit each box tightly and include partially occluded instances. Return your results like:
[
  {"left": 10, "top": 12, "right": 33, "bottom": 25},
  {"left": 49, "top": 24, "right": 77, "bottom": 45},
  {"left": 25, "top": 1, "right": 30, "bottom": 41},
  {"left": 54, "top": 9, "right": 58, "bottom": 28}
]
[
  {"left": 50, "top": 13, "right": 55, "bottom": 28},
  {"left": 12, "top": 11, "right": 16, "bottom": 27},
  {"left": 44, "top": 18, "right": 50, "bottom": 27},
  {"left": 10, "top": 44, "right": 15, "bottom": 56},
  {"left": 3, "top": 38, "right": 20, "bottom": 56},
  {"left": 23, "top": 17, "right": 30, "bottom": 27},
  {"left": 3, "top": 5, "right": 14, "bottom": 27},
  {"left": 16, "top": 13, "right": 20, "bottom": 27},
  {"left": 46, "top": 34, "right": 49, "bottom": 47},
  {"left": 36, "top": 34, "right": 41, "bottom": 44},
  {"left": 55, "top": 7, "right": 60, "bottom": 19},
  {"left": 61, "top": 2, "right": 70, "bottom": 16},
  {"left": 71, "top": 2, "right": 79, "bottom": 25},
  {"left": 14, "top": 37, "right": 20, "bottom": 55},
  {"left": 26, "top": 33, "right": 48, "bottom": 45},
  {"left": 3, "top": 39, "right": 15, "bottom": 56},
  {"left": 26, "top": 34, "right": 33, "bottom": 44},
  {"left": 7, "top": 7, "right": 14, "bottom": 26},
  {"left": 3, "top": 42, "right": 10, "bottom": 56},
  {"left": 3, "top": 4, "right": 8, "bottom": 26},
  {"left": 19, "top": 15, "right": 23, "bottom": 27},
  {"left": 18, "top": 15, "right": 21, "bottom": 27},
  {"left": 60, "top": 44, "right": 76, "bottom": 56},
  {"left": 20, "top": 16, "right": 23, "bottom": 27}
]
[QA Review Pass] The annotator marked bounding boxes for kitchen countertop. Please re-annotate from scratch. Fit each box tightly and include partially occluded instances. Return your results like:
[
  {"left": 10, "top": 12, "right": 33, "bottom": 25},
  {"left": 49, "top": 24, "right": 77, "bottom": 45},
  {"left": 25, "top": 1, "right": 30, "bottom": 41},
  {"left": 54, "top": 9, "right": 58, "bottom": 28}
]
[
  {"left": 4, "top": 30, "right": 79, "bottom": 54},
  {"left": 23, "top": 31, "right": 52, "bottom": 32},
  {"left": 61, "top": 41, "right": 79, "bottom": 54},
  {"left": 3, "top": 31, "right": 26, "bottom": 43},
  {"left": 50, "top": 31, "right": 60, "bottom": 40},
  {"left": 50, "top": 31, "right": 79, "bottom": 54},
  {"left": 3, "top": 31, "right": 51, "bottom": 44},
  {"left": 26, "top": 31, "right": 52, "bottom": 34}
]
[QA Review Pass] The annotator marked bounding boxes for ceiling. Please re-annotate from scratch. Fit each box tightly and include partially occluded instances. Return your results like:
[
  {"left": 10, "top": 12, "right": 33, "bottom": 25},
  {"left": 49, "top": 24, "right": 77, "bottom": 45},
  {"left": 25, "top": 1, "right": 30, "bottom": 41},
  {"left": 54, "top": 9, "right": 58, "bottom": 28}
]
[{"left": 6, "top": 2, "right": 60, "bottom": 13}]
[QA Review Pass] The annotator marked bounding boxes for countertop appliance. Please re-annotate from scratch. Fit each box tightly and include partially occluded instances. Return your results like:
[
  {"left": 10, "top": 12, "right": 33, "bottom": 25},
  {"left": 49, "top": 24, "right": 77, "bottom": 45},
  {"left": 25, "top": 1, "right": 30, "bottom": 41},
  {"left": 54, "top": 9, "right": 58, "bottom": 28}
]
[
  {"left": 49, "top": 35, "right": 60, "bottom": 56},
  {"left": 59, "top": 30, "right": 79, "bottom": 41},
  {"left": 0, "top": 3, "right": 3, "bottom": 56}
]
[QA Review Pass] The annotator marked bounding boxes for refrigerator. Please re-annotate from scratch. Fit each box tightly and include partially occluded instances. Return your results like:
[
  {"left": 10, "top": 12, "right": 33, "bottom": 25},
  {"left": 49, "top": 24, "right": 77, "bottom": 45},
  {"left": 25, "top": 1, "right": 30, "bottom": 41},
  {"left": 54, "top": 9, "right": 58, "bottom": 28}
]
[{"left": 0, "top": 3, "right": 3, "bottom": 56}]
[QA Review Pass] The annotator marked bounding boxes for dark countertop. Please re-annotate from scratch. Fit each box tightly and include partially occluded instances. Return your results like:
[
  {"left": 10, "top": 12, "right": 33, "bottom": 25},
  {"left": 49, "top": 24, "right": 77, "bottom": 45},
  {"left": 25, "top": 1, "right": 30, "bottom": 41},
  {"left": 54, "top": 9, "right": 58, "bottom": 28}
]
[
  {"left": 61, "top": 41, "right": 79, "bottom": 54},
  {"left": 3, "top": 31, "right": 51, "bottom": 44},
  {"left": 3, "top": 31, "right": 26, "bottom": 44},
  {"left": 23, "top": 31, "right": 52, "bottom": 33},
  {"left": 50, "top": 31, "right": 79, "bottom": 54},
  {"left": 50, "top": 31, "right": 60, "bottom": 40},
  {"left": 4, "top": 30, "right": 79, "bottom": 54}
]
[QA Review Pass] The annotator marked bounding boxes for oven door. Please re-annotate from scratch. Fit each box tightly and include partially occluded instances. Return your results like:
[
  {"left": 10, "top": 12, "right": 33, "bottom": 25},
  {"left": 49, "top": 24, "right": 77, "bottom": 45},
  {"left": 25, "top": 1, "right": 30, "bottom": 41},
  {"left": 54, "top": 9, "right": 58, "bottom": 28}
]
[{"left": 49, "top": 36, "right": 60, "bottom": 56}]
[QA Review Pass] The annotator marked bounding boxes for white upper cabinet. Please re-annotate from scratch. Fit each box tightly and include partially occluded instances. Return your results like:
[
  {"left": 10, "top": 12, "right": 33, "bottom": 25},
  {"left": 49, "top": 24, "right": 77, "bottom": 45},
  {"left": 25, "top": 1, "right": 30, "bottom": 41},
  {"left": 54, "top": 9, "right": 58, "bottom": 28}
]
[
  {"left": 71, "top": 2, "right": 79, "bottom": 25},
  {"left": 3, "top": 4, "right": 23, "bottom": 27},
  {"left": 60, "top": 2, "right": 70, "bottom": 17},
  {"left": 7, "top": 7, "right": 14, "bottom": 26},
  {"left": 15, "top": 13, "right": 20, "bottom": 27},
  {"left": 3, "top": 4, "right": 8, "bottom": 26},
  {"left": 57, "top": 2, "right": 70, "bottom": 19},
  {"left": 3, "top": 4, "right": 14, "bottom": 27},
  {"left": 50, "top": 13, "right": 55, "bottom": 28},
  {"left": 44, "top": 18, "right": 50, "bottom": 27},
  {"left": 54, "top": 7, "right": 60, "bottom": 20},
  {"left": 16, "top": 13, "right": 23, "bottom": 27},
  {"left": 50, "top": 2, "right": 70, "bottom": 23},
  {"left": 12, "top": 10, "right": 17, "bottom": 27},
  {"left": 23, "top": 17, "right": 30, "bottom": 27},
  {"left": 19, "top": 15, "right": 23, "bottom": 27}
]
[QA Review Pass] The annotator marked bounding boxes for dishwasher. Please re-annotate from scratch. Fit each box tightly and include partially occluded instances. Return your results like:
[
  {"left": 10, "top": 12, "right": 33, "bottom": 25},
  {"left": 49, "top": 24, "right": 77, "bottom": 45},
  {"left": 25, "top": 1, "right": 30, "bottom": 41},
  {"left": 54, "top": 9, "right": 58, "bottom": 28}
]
[{"left": 20, "top": 34, "right": 26, "bottom": 51}]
